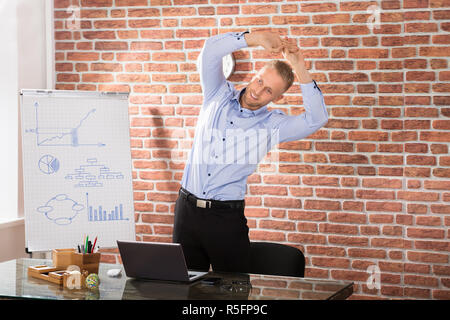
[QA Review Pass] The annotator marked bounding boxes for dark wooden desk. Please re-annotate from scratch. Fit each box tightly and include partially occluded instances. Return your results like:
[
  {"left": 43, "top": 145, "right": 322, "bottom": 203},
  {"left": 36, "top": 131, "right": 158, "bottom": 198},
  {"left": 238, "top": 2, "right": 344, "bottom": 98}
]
[{"left": 0, "top": 258, "right": 353, "bottom": 300}]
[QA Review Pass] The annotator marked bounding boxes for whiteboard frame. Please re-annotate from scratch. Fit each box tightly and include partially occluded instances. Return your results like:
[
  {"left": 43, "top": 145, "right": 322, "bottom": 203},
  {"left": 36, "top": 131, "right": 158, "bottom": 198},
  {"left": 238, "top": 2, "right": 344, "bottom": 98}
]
[{"left": 20, "top": 89, "right": 129, "bottom": 99}]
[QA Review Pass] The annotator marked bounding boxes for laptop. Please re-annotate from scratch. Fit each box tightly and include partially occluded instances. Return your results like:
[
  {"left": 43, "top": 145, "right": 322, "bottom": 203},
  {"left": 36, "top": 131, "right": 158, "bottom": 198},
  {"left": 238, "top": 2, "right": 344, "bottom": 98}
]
[{"left": 117, "top": 240, "right": 208, "bottom": 282}]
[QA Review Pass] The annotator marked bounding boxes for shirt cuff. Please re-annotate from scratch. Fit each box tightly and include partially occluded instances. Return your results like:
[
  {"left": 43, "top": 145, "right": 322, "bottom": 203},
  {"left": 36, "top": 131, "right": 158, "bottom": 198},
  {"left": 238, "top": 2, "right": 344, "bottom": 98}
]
[
  {"left": 231, "top": 31, "right": 250, "bottom": 48},
  {"left": 300, "top": 80, "right": 322, "bottom": 97}
]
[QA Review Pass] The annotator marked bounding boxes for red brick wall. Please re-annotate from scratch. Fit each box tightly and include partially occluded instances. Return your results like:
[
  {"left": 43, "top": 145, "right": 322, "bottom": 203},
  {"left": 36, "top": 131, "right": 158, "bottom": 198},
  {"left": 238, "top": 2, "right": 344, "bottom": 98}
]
[{"left": 53, "top": 0, "right": 450, "bottom": 299}]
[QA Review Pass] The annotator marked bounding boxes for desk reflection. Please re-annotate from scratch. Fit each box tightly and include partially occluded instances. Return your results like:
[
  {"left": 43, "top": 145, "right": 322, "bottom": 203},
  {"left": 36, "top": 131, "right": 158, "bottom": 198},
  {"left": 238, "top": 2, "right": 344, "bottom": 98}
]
[{"left": 122, "top": 274, "right": 251, "bottom": 300}]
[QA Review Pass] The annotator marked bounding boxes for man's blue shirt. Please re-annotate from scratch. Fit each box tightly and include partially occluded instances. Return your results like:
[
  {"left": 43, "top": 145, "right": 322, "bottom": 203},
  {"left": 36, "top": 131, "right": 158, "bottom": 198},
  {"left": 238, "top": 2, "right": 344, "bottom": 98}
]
[{"left": 181, "top": 32, "right": 329, "bottom": 200}]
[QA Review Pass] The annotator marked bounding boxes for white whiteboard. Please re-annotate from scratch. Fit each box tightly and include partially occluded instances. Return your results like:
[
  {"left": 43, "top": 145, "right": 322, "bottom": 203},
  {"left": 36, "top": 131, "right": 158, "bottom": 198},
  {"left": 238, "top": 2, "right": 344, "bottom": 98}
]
[{"left": 20, "top": 89, "right": 135, "bottom": 252}]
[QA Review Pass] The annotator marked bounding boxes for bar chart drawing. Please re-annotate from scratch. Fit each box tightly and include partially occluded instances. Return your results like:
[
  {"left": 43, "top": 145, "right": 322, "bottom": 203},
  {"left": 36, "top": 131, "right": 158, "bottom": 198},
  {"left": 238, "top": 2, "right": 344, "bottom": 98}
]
[
  {"left": 86, "top": 193, "right": 129, "bottom": 222},
  {"left": 25, "top": 102, "right": 105, "bottom": 147}
]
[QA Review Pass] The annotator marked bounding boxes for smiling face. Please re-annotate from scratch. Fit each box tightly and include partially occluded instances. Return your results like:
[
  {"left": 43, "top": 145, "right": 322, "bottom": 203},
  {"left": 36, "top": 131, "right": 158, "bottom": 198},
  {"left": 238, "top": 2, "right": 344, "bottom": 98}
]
[{"left": 239, "top": 66, "right": 288, "bottom": 111}]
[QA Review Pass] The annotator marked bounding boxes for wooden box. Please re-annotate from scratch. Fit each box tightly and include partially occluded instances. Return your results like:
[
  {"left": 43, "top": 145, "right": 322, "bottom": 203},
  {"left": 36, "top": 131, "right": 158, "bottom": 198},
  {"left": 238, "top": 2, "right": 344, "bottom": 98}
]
[
  {"left": 52, "top": 248, "right": 76, "bottom": 269},
  {"left": 28, "top": 265, "right": 90, "bottom": 289},
  {"left": 28, "top": 265, "right": 63, "bottom": 285}
]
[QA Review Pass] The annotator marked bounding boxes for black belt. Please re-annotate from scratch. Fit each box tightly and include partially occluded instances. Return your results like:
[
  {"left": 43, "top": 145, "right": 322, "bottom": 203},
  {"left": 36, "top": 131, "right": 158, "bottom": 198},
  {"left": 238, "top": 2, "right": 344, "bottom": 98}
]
[{"left": 179, "top": 187, "right": 244, "bottom": 210}]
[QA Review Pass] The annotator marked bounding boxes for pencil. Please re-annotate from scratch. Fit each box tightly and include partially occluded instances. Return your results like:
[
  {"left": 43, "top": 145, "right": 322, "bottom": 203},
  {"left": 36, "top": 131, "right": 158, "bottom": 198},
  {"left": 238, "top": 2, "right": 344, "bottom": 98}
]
[{"left": 92, "top": 236, "right": 98, "bottom": 253}]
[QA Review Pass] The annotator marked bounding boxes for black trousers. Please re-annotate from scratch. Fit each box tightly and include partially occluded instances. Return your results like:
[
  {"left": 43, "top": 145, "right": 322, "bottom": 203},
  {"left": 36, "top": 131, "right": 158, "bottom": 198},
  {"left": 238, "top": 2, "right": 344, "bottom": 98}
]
[{"left": 173, "top": 188, "right": 250, "bottom": 273}]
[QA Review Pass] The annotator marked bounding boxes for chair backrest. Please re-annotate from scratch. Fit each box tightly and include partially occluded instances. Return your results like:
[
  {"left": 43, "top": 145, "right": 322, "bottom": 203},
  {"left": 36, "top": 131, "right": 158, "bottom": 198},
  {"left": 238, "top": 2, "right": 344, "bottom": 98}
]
[{"left": 249, "top": 242, "right": 305, "bottom": 277}]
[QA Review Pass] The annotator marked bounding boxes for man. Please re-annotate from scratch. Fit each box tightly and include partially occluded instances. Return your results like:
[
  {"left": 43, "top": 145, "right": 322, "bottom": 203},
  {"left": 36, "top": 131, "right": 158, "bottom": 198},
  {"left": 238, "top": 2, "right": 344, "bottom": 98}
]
[{"left": 173, "top": 30, "right": 328, "bottom": 273}]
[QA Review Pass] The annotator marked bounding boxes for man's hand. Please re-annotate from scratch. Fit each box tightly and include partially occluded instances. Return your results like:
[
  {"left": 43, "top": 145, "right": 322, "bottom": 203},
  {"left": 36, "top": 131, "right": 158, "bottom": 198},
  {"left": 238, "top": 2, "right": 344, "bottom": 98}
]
[
  {"left": 281, "top": 37, "right": 304, "bottom": 67},
  {"left": 282, "top": 37, "right": 312, "bottom": 84},
  {"left": 245, "top": 33, "right": 313, "bottom": 84},
  {"left": 245, "top": 31, "right": 284, "bottom": 54},
  {"left": 259, "top": 32, "right": 284, "bottom": 54}
]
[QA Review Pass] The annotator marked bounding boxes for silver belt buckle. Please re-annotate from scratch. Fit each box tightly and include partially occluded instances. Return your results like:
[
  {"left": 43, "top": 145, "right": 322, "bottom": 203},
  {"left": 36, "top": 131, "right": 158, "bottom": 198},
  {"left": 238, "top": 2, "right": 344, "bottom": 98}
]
[{"left": 196, "top": 199, "right": 210, "bottom": 208}]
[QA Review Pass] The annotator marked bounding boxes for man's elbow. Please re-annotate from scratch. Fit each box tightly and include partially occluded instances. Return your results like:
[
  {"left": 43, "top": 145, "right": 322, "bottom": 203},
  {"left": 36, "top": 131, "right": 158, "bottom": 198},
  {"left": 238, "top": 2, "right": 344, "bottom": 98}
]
[
  {"left": 305, "top": 112, "right": 328, "bottom": 129},
  {"left": 311, "top": 117, "right": 328, "bottom": 130},
  {"left": 320, "top": 105, "right": 329, "bottom": 127}
]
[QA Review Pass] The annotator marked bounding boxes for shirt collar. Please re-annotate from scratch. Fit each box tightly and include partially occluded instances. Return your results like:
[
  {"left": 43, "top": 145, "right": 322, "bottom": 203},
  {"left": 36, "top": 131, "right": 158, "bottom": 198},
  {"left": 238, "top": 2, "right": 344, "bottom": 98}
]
[{"left": 232, "top": 87, "right": 268, "bottom": 116}]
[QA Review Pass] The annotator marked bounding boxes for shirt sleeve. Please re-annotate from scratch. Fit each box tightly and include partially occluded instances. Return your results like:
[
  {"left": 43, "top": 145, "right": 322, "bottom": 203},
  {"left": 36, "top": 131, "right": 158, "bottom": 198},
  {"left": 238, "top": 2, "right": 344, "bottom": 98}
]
[
  {"left": 197, "top": 31, "right": 249, "bottom": 103},
  {"left": 273, "top": 81, "right": 328, "bottom": 144}
]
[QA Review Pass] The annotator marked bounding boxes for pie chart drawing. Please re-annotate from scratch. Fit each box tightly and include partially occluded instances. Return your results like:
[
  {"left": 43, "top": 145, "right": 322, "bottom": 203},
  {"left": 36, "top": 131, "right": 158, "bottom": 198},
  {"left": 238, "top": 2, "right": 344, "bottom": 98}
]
[{"left": 38, "top": 155, "right": 60, "bottom": 174}]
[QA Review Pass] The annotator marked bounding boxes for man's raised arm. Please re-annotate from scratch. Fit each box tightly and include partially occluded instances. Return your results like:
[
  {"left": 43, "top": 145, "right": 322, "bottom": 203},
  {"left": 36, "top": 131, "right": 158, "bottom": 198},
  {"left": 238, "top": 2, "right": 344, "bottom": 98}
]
[
  {"left": 197, "top": 32, "right": 248, "bottom": 102},
  {"left": 273, "top": 39, "right": 329, "bottom": 144}
]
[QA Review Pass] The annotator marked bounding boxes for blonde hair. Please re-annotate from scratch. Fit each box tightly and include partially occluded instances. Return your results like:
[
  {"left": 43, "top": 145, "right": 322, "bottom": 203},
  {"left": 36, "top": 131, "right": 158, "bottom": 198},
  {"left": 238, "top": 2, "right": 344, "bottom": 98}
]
[{"left": 264, "top": 60, "right": 295, "bottom": 92}]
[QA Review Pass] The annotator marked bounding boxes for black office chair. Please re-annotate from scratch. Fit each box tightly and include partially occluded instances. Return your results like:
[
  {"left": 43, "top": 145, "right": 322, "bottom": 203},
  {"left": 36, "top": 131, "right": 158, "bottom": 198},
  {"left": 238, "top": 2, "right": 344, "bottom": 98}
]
[{"left": 248, "top": 242, "right": 305, "bottom": 277}]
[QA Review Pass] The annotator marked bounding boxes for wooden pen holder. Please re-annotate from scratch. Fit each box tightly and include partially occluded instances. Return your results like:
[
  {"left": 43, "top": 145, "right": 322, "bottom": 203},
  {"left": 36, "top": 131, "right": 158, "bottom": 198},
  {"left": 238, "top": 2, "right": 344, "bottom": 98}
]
[
  {"left": 71, "top": 252, "right": 101, "bottom": 274},
  {"left": 52, "top": 249, "right": 101, "bottom": 274}
]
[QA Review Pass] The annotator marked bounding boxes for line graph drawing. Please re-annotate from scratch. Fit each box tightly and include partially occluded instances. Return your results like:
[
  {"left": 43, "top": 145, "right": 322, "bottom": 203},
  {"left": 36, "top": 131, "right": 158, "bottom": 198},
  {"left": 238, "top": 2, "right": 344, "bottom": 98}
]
[
  {"left": 65, "top": 158, "right": 124, "bottom": 188},
  {"left": 25, "top": 102, "right": 106, "bottom": 147},
  {"left": 36, "top": 194, "right": 84, "bottom": 226},
  {"left": 86, "top": 192, "right": 129, "bottom": 222},
  {"left": 38, "top": 154, "right": 60, "bottom": 174}
]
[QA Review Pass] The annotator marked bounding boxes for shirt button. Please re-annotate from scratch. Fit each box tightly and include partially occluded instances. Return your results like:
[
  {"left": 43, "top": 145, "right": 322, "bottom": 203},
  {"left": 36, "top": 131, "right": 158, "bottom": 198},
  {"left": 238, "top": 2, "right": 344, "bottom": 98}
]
[
  {"left": 230, "top": 121, "right": 233, "bottom": 124},
  {"left": 240, "top": 110, "right": 243, "bottom": 112},
  {"left": 222, "top": 138, "right": 225, "bottom": 141},
  {"left": 208, "top": 173, "right": 211, "bottom": 176},
  {"left": 203, "top": 192, "right": 206, "bottom": 195}
]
